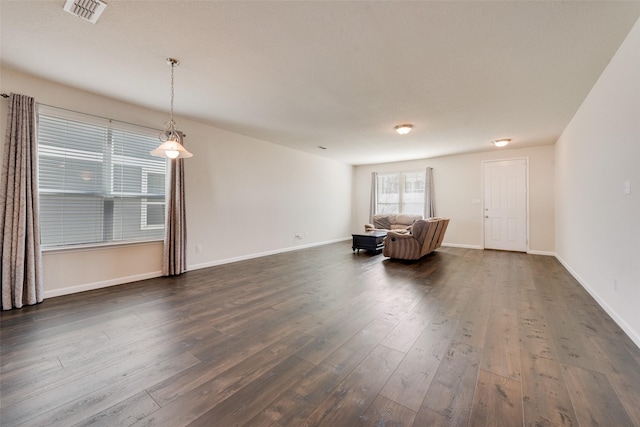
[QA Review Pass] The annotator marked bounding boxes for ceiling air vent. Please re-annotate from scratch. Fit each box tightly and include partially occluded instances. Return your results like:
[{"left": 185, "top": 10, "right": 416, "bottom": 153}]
[{"left": 63, "top": 0, "right": 107, "bottom": 24}]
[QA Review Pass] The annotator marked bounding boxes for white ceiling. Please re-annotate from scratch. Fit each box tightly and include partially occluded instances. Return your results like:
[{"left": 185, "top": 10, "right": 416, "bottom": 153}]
[{"left": 1, "top": 1, "right": 639, "bottom": 165}]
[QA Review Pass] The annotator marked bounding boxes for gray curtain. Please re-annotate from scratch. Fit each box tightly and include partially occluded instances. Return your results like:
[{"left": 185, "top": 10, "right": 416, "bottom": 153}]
[
  {"left": 424, "top": 166, "right": 436, "bottom": 218},
  {"left": 1, "top": 93, "right": 44, "bottom": 310},
  {"left": 162, "top": 155, "right": 187, "bottom": 276},
  {"left": 369, "top": 172, "right": 378, "bottom": 223}
]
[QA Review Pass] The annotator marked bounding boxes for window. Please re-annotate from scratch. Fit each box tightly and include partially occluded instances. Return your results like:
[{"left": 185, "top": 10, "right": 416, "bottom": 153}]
[
  {"left": 376, "top": 171, "right": 425, "bottom": 215},
  {"left": 37, "top": 107, "right": 166, "bottom": 248},
  {"left": 140, "top": 170, "right": 165, "bottom": 230}
]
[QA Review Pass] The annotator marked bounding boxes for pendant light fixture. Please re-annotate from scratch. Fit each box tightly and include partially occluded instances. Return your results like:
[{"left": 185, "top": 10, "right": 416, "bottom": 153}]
[{"left": 150, "top": 58, "right": 193, "bottom": 159}]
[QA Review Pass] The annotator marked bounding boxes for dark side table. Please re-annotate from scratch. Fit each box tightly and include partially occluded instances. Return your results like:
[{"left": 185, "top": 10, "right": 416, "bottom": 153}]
[{"left": 352, "top": 231, "right": 387, "bottom": 253}]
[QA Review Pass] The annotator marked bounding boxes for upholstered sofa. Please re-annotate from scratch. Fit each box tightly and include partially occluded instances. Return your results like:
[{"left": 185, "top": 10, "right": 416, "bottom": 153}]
[
  {"left": 364, "top": 213, "right": 423, "bottom": 233},
  {"left": 383, "top": 217, "right": 450, "bottom": 260}
]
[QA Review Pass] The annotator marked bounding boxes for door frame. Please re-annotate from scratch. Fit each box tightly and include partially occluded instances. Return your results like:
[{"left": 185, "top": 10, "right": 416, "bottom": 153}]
[{"left": 481, "top": 157, "right": 530, "bottom": 252}]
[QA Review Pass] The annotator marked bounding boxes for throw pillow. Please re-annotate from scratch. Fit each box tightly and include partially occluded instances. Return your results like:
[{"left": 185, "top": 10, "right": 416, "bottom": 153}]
[{"left": 374, "top": 216, "right": 391, "bottom": 230}]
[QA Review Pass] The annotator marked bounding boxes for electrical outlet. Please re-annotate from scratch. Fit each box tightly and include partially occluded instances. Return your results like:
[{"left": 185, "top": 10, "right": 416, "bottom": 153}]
[{"left": 196, "top": 244, "right": 203, "bottom": 253}]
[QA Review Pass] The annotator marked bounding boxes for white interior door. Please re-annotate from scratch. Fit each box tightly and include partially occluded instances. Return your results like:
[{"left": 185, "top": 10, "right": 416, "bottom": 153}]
[{"left": 483, "top": 159, "right": 527, "bottom": 252}]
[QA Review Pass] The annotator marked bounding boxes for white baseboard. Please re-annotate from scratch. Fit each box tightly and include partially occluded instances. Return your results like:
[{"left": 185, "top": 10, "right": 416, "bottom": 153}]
[
  {"left": 555, "top": 255, "right": 640, "bottom": 350},
  {"left": 44, "top": 271, "right": 162, "bottom": 299},
  {"left": 442, "top": 242, "right": 556, "bottom": 256},
  {"left": 441, "top": 244, "right": 556, "bottom": 257},
  {"left": 527, "top": 250, "right": 556, "bottom": 256},
  {"left": 188, "top": 237, "right": 351, "bottom": 271},
  {"left": 43, "top": 238, "right": 351, "bottom": 298},
  {"left": 441, "top": 243, "right": 484, "bottom": 250}
]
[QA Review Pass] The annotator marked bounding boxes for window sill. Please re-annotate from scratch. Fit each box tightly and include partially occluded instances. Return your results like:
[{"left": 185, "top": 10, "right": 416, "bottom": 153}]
[{"left": 42, "top": 239, "right": 163, "bottom": 255}]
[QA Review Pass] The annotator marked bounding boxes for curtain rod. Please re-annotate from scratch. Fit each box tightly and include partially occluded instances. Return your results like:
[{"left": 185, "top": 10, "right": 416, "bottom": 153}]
[
  {"left": 1, "top": 92, "right": 171, "bottom": 134},
  {"left": 37, "top": 102, "right": 164, "bottom": 133}
]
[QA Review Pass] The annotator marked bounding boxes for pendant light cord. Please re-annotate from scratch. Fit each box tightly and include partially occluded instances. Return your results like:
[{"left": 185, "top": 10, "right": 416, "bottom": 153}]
[
  {"left": 169, "top": 61, "right": 175, "bottom": 124},
  {"left": 150, "top": 57, "right": 193, "bottom": 158}
]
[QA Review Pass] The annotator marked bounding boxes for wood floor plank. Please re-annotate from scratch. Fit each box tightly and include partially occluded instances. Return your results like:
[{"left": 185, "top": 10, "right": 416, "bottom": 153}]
[
  {"left": 380, "top": 294, "right": 439, "bottom": 352},
  {"left": 518, "top": 307, "right": 578, "bottom": 427},
  {"left": 294, "top": 299, "right": 390, "bottom": 365},
  {"left": 1, "top": 317, "right": 217, "bottom": 409},
  {"left": 137, "top": 347, "right": 314, "bottom": 427},
  {"left": 0, "top": 283, "right": 174, "bottom": 342},
  {"left": 492, "top": 253, "right": 534, "bottom": 310},
  {"left": 0, "top": 343, "right": 199, "bottom": 426},
  {"left": 561, "top": 363, "right": 635, "bottom": 427},
  {"left": 468, "top": 369, "right": 523, "bottom": 427},
  {"left": 542, "top": 303, "right": 603, "bottom": 371},
  {"left": 301, "top": 344, "right": 405, "bottom": 426},
  {"left": 480, "top": 306, "right": 520, "bottom": 381},
  {"left": 521, "top": 355, "right": 576, "bottom": 427},
  {"left": 207, "top": 288, "right": 314, "bottom": 334},
  {"left": 588, "top": 335, "right": 640, "bottom": 426},
  {"left": 188, "top": 300, "right": 313, "bottom": 364},
  {"left": 249, "top": 316, "right": 397, "bottom": 426},
  {"left": 56, "top": 313, "right": 220, "bottom": 369},
  {"left": 413, "top": 341, "right": 483, "bottom": 426},
  {"left": 9, "top": 351, "right": 199, "bottom": 427},
  {"left": 374, "top": 286, "right": 430, "bottom": 326},
  {"left": 354, "top": 395, "right": 416, "bottom": 427},
  {"left": 1, "top": 244, "right": 639, "bottom": 426},
  {"left": 1, "top": 328, "right": 111, "bottom": 372},
  {"left": 72, "top": 391, "right": 160, "bottom": 427},
  {"left": 298, "top": 290, "right": 380, "bottom": 336},
  {"left": 451, "top": 289, "right": 492, "bottom": 349},
  {"left": 567, "top": 297, "right": 629, "bottom": 341},
  {"left": 434, "top": 284, "right": 473, "bottom": 320},
  {"left": 186, "top": 355, "right": 315, "bottom": 427},
  {"left": 0, "top": 356, "right": 63, "bottom": 400},
  {"left": 147, "top": 328, "right": 313, "bottom": 407},
  {"left": 379, "top": 314, "right": 458, "bottom": 412}
]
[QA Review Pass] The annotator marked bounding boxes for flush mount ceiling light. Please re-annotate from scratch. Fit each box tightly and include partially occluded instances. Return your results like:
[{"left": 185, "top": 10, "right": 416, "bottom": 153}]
[
  {"left": 394, "top": 124, "right": 413, "bottom": 135},
  {"left": 151, "top": 58, "right": 193, "bottom": 159},
  {"left": 493, "top": 138, "right": 511, "bottom": 148}
]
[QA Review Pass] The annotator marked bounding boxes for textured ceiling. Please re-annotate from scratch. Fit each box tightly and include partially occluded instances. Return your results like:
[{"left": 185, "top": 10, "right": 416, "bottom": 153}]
[{"left": 1, "top": 1, "right": 639, "bottom": 165}]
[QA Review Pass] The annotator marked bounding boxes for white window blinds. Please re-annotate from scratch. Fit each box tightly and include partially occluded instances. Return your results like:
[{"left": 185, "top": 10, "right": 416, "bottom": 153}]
[{"left": 37, "top": 107, "right": 167, "bottom": 248}]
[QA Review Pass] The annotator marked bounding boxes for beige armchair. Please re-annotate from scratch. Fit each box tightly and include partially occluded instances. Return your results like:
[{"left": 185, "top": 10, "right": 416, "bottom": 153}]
[{"left": 383, "top": 218, "right": 449, "bottom": 260}]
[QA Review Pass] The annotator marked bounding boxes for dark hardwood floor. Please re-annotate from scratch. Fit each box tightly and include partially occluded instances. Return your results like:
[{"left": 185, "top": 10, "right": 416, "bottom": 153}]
[{"left": 2, "top": 243, "right": 639, "bottom": 426}]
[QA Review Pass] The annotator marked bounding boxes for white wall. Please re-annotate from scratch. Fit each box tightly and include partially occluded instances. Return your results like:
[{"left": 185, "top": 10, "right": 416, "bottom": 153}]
[
  {"left": 353, "top": 145, "right": 555, "bottom": 254},
  {"left": 0, "top": 67, "right": 352, "bottom": 297},
  {"left": 185, "top": 119, "right": 352, "bottom": 268},
  {"left": 555, "top": 18, "right": 640, "bottom": 347}
]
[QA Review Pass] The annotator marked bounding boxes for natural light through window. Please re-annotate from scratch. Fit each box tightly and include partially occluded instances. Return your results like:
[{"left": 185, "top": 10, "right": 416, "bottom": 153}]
[
  {"left": 37, "top": 107, "right": 166, "bottom": 248},
  {"left": 376, "top": 171, "right": 425, "bottom": 215}
]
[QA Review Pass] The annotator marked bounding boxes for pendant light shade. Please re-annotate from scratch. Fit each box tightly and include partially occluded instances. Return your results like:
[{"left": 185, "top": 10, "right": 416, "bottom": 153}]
[
  {"left": 151, "top": 58, "right": 193, "bottom": 159},
  {"left": 150, "top": 136, "right": 191, "bottom": 159}
]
